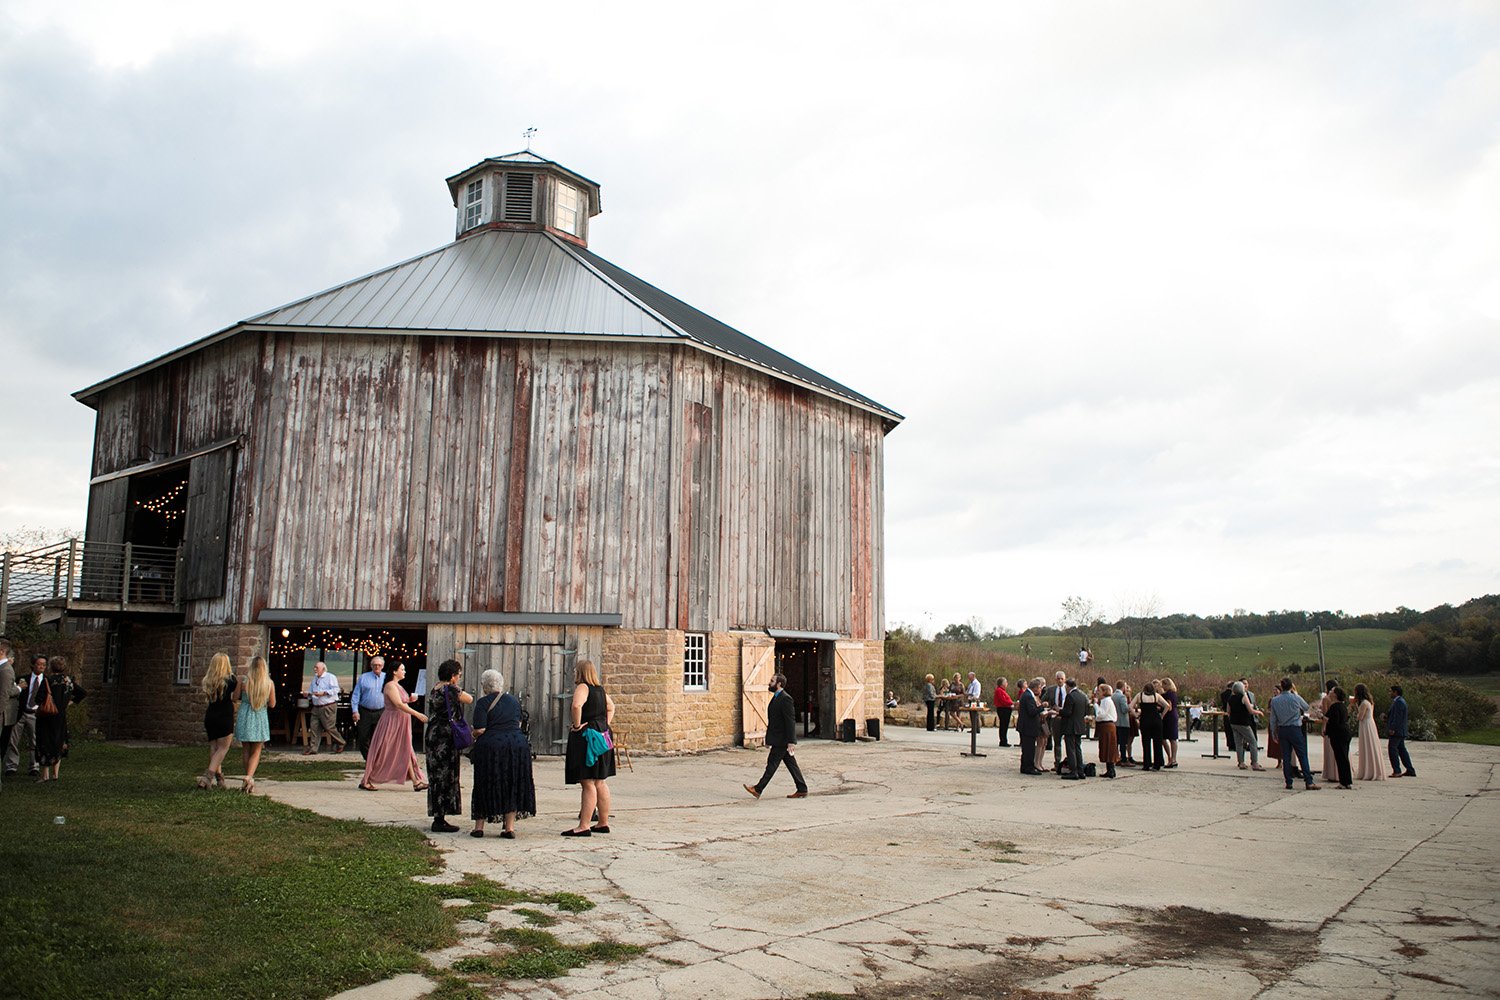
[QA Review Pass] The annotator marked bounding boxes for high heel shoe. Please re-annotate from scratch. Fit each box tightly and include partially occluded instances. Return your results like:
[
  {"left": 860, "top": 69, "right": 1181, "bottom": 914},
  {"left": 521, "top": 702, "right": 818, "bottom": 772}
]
[
  {"left": 214, "top": 771, "right": 226, "bottom": 789},
  {"left": 197, "top": 771, "right": 212, "bottom": 789},
  {"left": 243, "top": 777, "right": 256, "bottom": 794}
]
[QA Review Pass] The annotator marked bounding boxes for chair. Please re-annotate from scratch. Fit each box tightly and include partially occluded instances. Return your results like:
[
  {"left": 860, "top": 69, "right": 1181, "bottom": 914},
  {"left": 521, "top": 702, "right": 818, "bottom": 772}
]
[{"left": 610, "top": 727, "right": 634, "bottom": 772}]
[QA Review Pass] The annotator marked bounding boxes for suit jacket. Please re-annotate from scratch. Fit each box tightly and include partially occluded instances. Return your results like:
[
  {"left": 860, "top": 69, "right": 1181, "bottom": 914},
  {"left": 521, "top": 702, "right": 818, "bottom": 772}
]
[
  {"left": 1017, "top": 689, "right": 1042, "bottom": 738},
  {"left": 765, "top": 688, "right": 797, "bottom": 748},
  {"left": 1386, "top": 696, "right": 1409, "bottom": 739},
  {"left": 1060, "top": 687, "right": 1091, "bottom": 736},
  {"left": 1, "top": 659, "right": 18, "bottom": 726}
]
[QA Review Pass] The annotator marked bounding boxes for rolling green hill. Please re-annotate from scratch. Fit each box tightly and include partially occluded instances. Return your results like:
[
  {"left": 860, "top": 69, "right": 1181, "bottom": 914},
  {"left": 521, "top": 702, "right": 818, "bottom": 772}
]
[{"left": 989, "top": 628, "right": 1398, "bottom": 675}]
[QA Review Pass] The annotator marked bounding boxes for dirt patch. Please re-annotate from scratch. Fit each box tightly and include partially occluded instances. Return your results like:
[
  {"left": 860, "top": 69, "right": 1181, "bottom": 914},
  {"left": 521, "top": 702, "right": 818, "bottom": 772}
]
[
  {"left": 812, "top": 950, "right": 1097, "bottom": 1000},
  {"left": 1395, "top": 943, "right": 1428, "bottom": 958},
  {"left": 1099, "top": 905, "right": 1311, "bottom": 984}
]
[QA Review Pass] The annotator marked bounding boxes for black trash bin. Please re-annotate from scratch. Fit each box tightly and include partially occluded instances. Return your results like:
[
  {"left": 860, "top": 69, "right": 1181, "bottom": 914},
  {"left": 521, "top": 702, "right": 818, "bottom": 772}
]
[
  {"left": 867, "top": 717, "right": 881, "bottom": 740},
  {"left": 840, "top": 718, "right": 856, "bottom": 742}
]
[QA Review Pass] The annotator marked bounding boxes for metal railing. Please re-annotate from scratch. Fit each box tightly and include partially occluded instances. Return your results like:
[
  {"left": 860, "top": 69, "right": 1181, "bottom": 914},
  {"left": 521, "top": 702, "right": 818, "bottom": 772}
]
[{"left": 0, "top": 540, "right": 181, "bottom": 631}]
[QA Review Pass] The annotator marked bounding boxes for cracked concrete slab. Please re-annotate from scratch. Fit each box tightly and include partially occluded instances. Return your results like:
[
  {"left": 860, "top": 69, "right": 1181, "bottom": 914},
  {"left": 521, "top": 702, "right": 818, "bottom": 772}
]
[{"left": 260, "top": 728, "right": 1500, "bottom": 998}]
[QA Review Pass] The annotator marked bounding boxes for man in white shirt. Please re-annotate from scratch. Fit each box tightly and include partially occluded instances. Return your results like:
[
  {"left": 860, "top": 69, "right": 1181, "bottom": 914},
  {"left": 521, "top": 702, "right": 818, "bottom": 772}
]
[
  {"left": 965, "top": 672, "right": 982, "bottom": 702},
  {"left": 304, "top": 661, "right": 346, "bottom": 754}
]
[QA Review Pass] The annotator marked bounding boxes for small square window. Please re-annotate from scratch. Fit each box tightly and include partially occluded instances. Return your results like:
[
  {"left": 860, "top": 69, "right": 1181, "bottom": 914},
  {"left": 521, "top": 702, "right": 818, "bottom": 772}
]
[
  {"left": 463, "top": 178, "right": 484, "bottom": 230},
  {"left": 683, "top": 633, "right": 707, "bottom": 691},
  {"left": 103, "top": 630, "right": 120, "bottom": 684},
  {"left": 175, "top": 628, "right": 192, "bottom": 685}
]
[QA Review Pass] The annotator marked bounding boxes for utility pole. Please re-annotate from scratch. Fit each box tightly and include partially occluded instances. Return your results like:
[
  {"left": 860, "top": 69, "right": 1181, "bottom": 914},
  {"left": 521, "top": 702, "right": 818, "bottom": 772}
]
[{"left": 1314, "top": 626, "right": 1327, "bottom": 694}]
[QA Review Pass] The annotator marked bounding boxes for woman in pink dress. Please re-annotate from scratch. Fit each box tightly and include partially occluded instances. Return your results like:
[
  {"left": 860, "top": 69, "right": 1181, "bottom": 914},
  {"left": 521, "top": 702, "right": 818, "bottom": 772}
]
[
  {"left": 1353, "top": 683, "right": 1385, "bottom": 782},
  {"left": 358, "top": 662, "right": 428, "bottom": 791}
]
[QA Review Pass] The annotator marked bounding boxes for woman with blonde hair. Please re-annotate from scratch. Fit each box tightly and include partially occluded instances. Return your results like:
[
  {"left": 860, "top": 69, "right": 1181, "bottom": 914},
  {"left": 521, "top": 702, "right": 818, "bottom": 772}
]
[
  {"left": 233, "top": 656, "right": 276, "bottom": 793},
  {"left": 1161, "top": 677, "right": 1181, "bottom": 768},
  {"left": 199, "top": 652, "right": 236, "bottom": 788},
  {"left": 562, "top": 658, "right": 615, "bottom": 836}
]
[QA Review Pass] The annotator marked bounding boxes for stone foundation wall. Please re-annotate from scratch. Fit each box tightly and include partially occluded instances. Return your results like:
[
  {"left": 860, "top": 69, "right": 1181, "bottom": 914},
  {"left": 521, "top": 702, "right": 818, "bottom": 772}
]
[
  {"left": 861, "top": 639, "right": 886, "bottom": 733},
  {"left": 604, "top": 629, "right": 745, "bottom": 754},
  {"left": 103, "top": 623, "right": 264, "bottom": 743}
]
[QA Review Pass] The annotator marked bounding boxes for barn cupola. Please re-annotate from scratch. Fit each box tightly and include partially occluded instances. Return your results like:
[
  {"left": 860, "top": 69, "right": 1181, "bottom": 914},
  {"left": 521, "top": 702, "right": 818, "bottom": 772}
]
[{"left": 445, "top": 150, "right": 603, "bottom": 246}]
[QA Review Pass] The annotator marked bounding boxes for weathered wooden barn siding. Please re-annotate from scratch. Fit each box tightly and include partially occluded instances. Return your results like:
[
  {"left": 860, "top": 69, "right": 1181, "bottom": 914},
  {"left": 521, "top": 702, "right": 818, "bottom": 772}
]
[{"left": 86, "top": 333, "right": 886, "bottom": 637}]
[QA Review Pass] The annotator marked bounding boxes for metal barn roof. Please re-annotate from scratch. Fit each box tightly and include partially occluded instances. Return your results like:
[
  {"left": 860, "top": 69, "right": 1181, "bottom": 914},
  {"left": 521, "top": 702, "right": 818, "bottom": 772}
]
[{"left": 75, "top": 231, "right": 902, "bottom": 421}]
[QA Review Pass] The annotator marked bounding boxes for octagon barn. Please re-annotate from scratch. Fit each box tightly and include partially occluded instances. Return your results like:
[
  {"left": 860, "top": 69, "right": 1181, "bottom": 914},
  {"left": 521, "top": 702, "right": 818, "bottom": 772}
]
[{"left": 70, "top": 151, "right": 901, "bottom": 753}]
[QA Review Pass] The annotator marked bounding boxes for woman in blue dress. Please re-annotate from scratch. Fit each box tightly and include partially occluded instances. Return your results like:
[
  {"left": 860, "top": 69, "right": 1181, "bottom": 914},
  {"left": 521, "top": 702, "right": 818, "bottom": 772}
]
[
  {"left": 468, "top": 669, "right": 535, "bottom": 839},
  {"left": 233, "top": 656, "right": 275, "bottom": 794}
]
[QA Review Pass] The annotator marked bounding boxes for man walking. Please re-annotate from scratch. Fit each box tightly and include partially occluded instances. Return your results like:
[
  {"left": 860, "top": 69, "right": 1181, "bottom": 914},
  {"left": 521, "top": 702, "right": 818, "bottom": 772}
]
[
  {"left": 1043, "top": 670, "right": 1068, "bottom": 772},
  {"left": 1060, "top": 678, "right": 1090, "bottom": 780},
  {"left": 744, "top": 673, "right": 808, "bottom": 799},
  {"left": 0, "top": 640, "right": 18, "bottom": 789},
  {"left": 350, "top": 656, "right": 387, "bottom": 759},
  {"left": 6, "top": 655, "right": 46, "bottom": 777},
  {"left": 1018, "top": 677, "right": 1044, "bottom": 775},
  {"left": 1386, "top": 685, "right": 1416, "bottom": 778},
  {"left": 1269, "top": 678, "right": 1321, "bottom": 791},
  {"left": 305, "top": 661, "right": 346, "bottom": 754}
]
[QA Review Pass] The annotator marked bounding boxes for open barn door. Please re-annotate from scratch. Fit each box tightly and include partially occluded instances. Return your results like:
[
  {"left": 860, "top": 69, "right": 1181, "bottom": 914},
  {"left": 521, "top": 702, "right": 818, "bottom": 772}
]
[
  {"left": 740, "top": 635, "right": 774, "bottom": 747},
  {"left": 834, "top": 640, "right": 866, "bottom": 732}
]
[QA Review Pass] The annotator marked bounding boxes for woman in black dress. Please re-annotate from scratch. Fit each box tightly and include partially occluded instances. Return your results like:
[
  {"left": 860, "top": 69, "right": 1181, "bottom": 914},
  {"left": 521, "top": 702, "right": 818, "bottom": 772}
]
[
  {"left": 1133, "top": 682, "right": 1167, "bottom": 772},
  {"left": 562, "top": 658, "right": 615, "bottom": 837},
  {"left": 199, "top": 652, "right": 236, "bottom": 789},
  {"left": 1325, "top": 686, "right": 1354, "bottom": 790},
  {"left": 469, "top": 668, "right": 536, "bottom": 838},
  {"left": 34, "top": 656, "right": 78, "bottom": 783},
  {"left": 424, "top": 659, "right": 472, "bottom": 834}
]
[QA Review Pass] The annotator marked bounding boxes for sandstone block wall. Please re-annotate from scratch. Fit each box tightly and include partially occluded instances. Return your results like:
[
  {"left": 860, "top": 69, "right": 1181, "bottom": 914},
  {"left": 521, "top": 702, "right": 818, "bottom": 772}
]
[
  {"left": 604, "top": 629, "right": 744, "bottom": 754},
  {"left": 99, "top": 623, "right": 264, "bottom": 743}
]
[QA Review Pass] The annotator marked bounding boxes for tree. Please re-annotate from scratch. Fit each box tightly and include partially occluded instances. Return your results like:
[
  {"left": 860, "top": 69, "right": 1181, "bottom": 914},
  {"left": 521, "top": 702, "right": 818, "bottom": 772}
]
[
  {"left": 1056, "top": 596, "right": 1103, "bottom": 649},
  {"left": 934, "top": 622, "right": 979, "bottom": 643},
  {"left": 1115, "top": 592, "right": 1163, "bottom": 668}
]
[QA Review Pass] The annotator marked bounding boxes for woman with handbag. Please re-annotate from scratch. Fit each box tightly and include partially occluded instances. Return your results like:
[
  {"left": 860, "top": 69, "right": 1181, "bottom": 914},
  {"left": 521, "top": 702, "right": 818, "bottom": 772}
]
[
  {"left": 424, "top": 659, "right": 472, "bottom": 834},
  {"left": 562, "top": 658, "right": 615, "bottom": 836},
  {"left": 34, "top": 655, "right": 77, "bottom": 783},
  {"left": 469, "top": 668, "right": 536, "bottom": 838}
]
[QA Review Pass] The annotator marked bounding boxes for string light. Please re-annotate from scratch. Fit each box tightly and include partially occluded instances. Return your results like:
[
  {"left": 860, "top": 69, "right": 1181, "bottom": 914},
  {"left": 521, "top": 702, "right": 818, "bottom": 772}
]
[
  {"left": 268, "top": 626, "right": 426, "bottom": 660},
  {"left": 134, "top": 480, "right": 189, "bottom": 521}
]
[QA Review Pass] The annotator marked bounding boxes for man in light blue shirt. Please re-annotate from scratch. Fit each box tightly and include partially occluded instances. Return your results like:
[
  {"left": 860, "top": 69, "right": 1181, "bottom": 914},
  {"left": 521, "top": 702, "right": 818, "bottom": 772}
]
[
  {"left": 1269, "top": 679, "right": 1320, "bottom": 791},
  {"left": 350, "top": 656, "right": 386, "bottom": 760},
  {"left": 305, "top": 661, "right": 346, "bottom": 754}
]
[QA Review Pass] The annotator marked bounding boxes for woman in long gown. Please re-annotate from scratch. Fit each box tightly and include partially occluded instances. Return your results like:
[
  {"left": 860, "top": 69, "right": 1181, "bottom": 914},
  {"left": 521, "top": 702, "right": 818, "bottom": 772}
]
[
  {"left": 359, "top": 662, "right": 428, "bottom": 791},
  {"left": 424, "top": 659, "right": 472, "bottom": 833},
  {"left": 1318, "top": 681, "right": 1339, "bottom": 782},
  {"left": 1353, "top": 683, "right": 1385, "bottom": 782},
  {"left": 470, "top": 669, "right": 536, "bottom": 838}
]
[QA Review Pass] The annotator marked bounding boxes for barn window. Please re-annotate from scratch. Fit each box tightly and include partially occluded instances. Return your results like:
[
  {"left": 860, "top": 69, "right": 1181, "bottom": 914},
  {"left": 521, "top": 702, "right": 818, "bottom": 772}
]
[
  {"left": 551, "top": 182, "right": 583, "bottom": 236},
  {"left": 682, "top": 633, "right": 707, "bottom": 691},
  {"left": 502, "top": 173, "right": 535, "bottom": 222},
  {"left": 175, "top": 628, "right": 192, "bottom": 685},
  {"left": 463, "top": 178, "right": 485, "bottom": 230}
]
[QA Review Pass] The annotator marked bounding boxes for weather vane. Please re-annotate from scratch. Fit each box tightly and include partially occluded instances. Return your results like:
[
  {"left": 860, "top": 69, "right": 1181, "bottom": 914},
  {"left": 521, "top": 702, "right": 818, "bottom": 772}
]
[{"left": 523, "top": 126, "right": 538, "bottom": 151}]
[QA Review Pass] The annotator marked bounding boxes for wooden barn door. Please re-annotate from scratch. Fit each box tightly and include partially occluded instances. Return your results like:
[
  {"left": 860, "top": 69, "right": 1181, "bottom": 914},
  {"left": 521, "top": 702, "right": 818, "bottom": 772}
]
[
  {"left": 467, "top": 642, "right": 571, "bottom": 755},
  {"left": 740, "top": 636, "right": 774, "bottom": 747},
  {"left": 834, "top": 640, "right": 866, "bottom": 730}
]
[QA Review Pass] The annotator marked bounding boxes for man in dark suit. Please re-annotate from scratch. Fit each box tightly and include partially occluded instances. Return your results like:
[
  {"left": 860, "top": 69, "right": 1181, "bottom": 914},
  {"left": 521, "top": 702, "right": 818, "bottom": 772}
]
[
  {"left": 1060, "top": 678, "right": 1091, "bottom": 779},
  {"left": 0, "top": 640, "right": 18, "bottom": 787},
  {"left": 745, "top": 672, "right": 808, "bottom": 799},
  {"left": 1017, "top": 677, "right": 1045, "bottom": 775},
  {"left": 1043, "top": 670, "right": 1068, "bottom": 772},
  {"left": 1385, "top": 685, "right": 1416, "bottom": 777}
]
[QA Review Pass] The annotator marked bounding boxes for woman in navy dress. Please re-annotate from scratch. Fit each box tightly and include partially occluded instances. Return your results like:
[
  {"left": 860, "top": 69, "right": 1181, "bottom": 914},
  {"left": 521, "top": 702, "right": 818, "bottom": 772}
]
[{"left": 469, "top": 668, "right": 535, "bottom": 838}]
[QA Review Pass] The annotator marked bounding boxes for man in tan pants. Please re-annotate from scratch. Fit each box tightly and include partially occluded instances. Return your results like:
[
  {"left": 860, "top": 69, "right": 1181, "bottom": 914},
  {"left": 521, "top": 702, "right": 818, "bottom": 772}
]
[{"left": 305, "top": 661, "right": 346, "bottom": 753}]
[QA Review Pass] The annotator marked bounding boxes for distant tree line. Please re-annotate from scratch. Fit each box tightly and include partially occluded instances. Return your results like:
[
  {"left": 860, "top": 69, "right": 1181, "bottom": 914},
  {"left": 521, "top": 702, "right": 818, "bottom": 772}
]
[
  {"left": 1015, "top": 605, "right": 1425, "bottom": 641},
  {"left": 1389, "top": 595, "right": 1500, "bottom": 675}
]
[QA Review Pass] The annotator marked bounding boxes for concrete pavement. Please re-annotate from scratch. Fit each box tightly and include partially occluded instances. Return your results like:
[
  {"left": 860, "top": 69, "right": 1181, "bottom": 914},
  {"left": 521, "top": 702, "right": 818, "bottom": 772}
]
[{"left": 266, "top": 726, "right": 1500, "bottom": 999}]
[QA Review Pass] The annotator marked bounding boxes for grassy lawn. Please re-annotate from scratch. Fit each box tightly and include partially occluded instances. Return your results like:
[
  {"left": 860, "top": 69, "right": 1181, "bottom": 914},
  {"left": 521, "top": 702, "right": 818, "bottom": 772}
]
[
  {"left": 1452, "top": 727, "right": 1500, "bottom": 746},
  {"left": 993, "top": 628, "right": 1400, "bottom": 673},
  {"left": 0, "top": 742, "right": 455, "bottom": 1000}
]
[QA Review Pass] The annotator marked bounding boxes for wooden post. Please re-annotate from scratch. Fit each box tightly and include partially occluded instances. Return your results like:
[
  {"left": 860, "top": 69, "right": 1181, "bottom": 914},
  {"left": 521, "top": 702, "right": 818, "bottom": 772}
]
[
  {"left": 65, "top": 539, "right": 77, "bottom": 605},
  {"left": 174, "top": 544, "right": 185, "bottom": 608},
  {"left": 1, "top": 551, "right": 12, "bottom": 633},
  {"left": 52, "top": 554, "right": 63, "bottom": 598},
  {"left": 121, "top": 542, "right": 133, "bottom": 611}
]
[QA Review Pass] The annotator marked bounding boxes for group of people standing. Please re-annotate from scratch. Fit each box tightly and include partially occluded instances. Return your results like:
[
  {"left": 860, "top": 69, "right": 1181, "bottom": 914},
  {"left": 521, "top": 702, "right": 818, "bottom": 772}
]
[
  {"left": 198, "top": 651, "right": 615, "bottom": 839},
  {"left": 1, "top": 640, "right": 85, "bottom": 787},
  {"left": 1011, "top": 671, "right": 1184, "bottom": 779}
]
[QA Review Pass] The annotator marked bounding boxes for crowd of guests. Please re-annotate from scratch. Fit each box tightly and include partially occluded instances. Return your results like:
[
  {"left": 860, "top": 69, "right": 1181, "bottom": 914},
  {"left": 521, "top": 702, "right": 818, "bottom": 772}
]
[
  {"left": 916, "top": 663, "right": 1419, "bottom": 791},
  {"left": 1, "top": 639, "right": 87, "bottom": 787},
  {"left": 194, "top": 651, "right": 615, "bottom": 839}
]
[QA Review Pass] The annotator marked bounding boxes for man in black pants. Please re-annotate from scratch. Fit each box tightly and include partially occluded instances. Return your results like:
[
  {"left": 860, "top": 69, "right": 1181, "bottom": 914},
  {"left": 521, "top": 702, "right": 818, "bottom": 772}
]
[
  {"left": 1060, "top": 678, "right": 1091, "bottom": 780},
  {"left": 350, "top": 656, "right": 387, "bottom": 760},
  {"left": 745, "top": 672, "right": 808, "bottom": 799},
  {"left": 1017, "top": 678, "right": 1045, "bottom": 775}
]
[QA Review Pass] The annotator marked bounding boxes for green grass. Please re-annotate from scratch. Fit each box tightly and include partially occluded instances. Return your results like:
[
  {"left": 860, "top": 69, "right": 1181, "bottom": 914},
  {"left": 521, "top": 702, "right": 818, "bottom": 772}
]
[
  {"left": 1452, "top": 727, "right": 1500, "bottom": 746},
  {"left": 1452, "top": 674, "right": 1500, "bottom": 697},
  {"left": 454, "top": 928, "right": 644, "bottom": 980},
  {"left": 995, "top": 628, "right": 1400, "bottom": 673},
  {"left": 0, "top": 742, "right": 456, "bottom": 1000}
]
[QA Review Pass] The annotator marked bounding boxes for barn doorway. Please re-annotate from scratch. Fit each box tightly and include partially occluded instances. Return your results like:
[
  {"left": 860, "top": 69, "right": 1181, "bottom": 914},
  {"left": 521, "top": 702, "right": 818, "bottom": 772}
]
[
  {"left": 776, "top": 639, "right": 836, "bottom": 739},
  {"left": 266, "top": 624, "right": 428, "bottom": 746},
  {"left": 460, "top": 642, "right": 572, "bottom": 755}
]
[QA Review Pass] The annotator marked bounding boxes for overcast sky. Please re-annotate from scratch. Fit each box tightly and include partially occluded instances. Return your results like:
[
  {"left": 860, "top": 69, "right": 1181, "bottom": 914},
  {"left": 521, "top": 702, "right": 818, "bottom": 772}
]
[{"left": 2, "top": 1, "right": 1496, "bottom": 633}]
